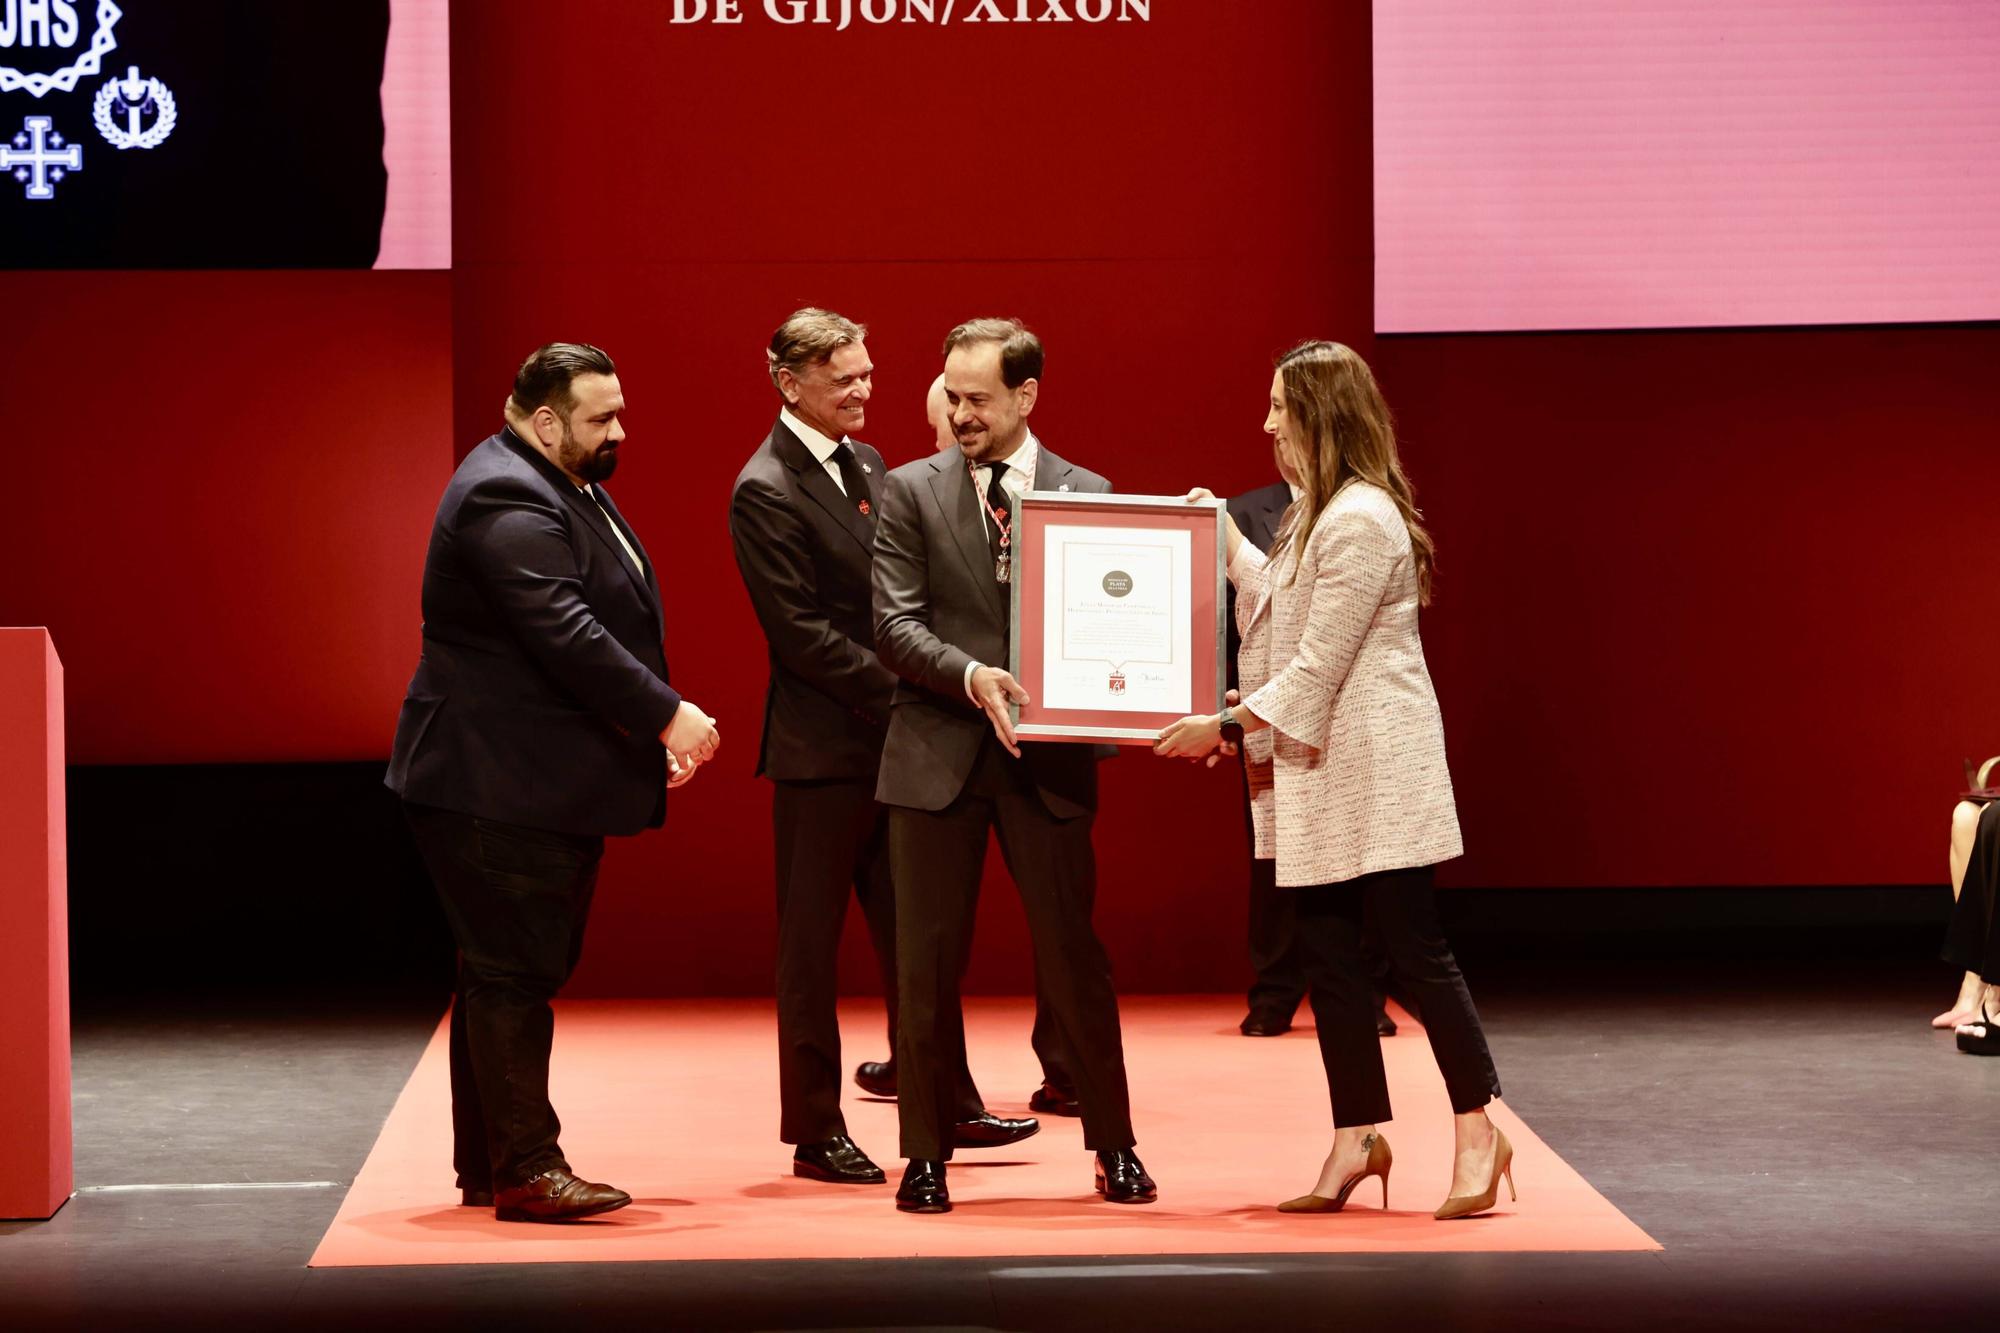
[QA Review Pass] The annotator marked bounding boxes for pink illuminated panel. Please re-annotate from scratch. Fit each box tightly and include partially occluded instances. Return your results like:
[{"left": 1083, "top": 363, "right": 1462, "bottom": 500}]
[
  {"left": 377, "top": 0, "right": 452, "bottom": 270},
  {"left": 1374, "top": 1, "right": 2000, "bottom": 332}
]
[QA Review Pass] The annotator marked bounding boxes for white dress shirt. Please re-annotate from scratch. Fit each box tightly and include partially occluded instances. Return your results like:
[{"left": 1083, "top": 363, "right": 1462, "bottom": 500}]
[
  {"left": 962, "top": 432, "right": 1040, "bottom": 702},
  {"left": 781, "top": 406, "right": 851, "bottom": 495},
  {"left": 581, "top": 482, "right": 645, "bottom": 574},
  {"left": 967, "top": 432, "right": 1038, "bottom": 538}
]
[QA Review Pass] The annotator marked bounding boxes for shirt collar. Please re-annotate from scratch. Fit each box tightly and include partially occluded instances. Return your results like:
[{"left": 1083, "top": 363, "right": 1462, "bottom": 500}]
[
  {"left": 976, "top": 430, "right": 1038, "bottom": 483},
  {"left": 781, "top": 406, "right": 847, "bottom": 466}
]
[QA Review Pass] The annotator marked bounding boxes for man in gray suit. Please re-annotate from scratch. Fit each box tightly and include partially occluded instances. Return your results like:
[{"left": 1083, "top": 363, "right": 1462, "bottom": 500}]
[{"left": 871, "top": 318, "right": 1155, "bottom": 1213}]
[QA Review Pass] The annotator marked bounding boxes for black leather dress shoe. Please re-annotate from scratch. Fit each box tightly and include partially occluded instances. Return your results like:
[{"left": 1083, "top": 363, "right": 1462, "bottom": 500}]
[
  {"left": 1239, "top": 1005, "right": 1293, "bottom": 1037},
  {"left": 952, "top": 1111, "right": 1040, "bottom": 1149},
  {"left": 895, "top": 1159, "right": 950, "bottom": 1213},
  {"left": 853, "top": 1059, "right": 897, "bottom": 1098},
  {"left": 492, "top": 1168, "right": 631, "bottom": 1222},
  {"left": 792, "top": 1134, "right": 887, "bottom": 1184},
  {"left": 1028, "top": 1081, "right": 1081, "bottom": 1116},
  {"left": 1094, "top": 1148, "right": 1158, "bottom": 1205},
  {"left": 1375, "top": 1004, "right": 1399, "bottom": 1037},
  {"left": 460, "top": 1188, "right": 494, "bottom": 1207}
]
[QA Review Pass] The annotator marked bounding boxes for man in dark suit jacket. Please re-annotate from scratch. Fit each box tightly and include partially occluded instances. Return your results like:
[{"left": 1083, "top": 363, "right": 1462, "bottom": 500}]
[
  {"left": 1226, "top": 480, "right": 1305, "bottom": 1035},
  {"left": 728, "top": 310, "right": 1035, "bottom": 1187},
  {"left": 386, "top": 344, "right": 719, "bottom": 1223},
  {"left": 1226, "top": 478, "right": 1399, "bottom": 1040},
  {"left": 871, "top": 319, "right": 1155, "bottom": 1214}
]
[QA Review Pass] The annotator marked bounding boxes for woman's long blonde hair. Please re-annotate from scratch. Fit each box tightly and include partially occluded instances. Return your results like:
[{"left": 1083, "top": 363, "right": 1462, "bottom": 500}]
[{"left": 1273, "top": 341, "right": 1436, "bottom": 605}]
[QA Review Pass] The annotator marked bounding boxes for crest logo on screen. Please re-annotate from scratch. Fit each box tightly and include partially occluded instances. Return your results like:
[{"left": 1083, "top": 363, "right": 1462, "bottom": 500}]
[
  {"left": 92, "top": 63, "right": 172, "bottom": 149},
  {"left": 2, "top": 113, "right": 75, "bottom": 198},
  {"left": 0, "top": 0, "right": 121, "bottom": 97},
  {"left": 1, "top": 4, "right": 188, "bottom": 202}
]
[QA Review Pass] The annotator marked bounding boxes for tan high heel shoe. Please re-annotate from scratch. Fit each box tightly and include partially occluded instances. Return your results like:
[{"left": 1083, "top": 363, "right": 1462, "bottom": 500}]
[
  {"left": 1434, "top": 1127, "right": 1515, "bottom": 1220},
  {"left": 1278, "top": 1132, "right": 1392, "bottom": 1213}
]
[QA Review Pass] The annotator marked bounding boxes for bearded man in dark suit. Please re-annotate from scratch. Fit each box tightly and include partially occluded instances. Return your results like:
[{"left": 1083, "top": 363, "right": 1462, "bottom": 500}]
[
  {"left": 729, "top": 310, "right": 1038, "bottom": 1188},
  {"left": 387, "top": 343, "right": 720, "bottom": 1223},
  {"left": 871, "top": 318, "right": 1155, "bottom": 1214}
]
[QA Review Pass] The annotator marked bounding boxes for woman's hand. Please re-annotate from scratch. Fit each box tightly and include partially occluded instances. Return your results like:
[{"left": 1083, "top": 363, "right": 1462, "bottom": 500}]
[
  {"left": 1186, "top": 487, "right": 1244, "bottom": 562},
  {"left": 1155, "top": 712, "right": 1225, "bottom": 764}
]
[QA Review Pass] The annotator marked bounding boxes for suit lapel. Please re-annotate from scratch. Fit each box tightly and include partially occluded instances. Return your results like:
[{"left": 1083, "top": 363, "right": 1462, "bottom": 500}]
[
  {"left": 590, "top": 485, "right": 664, "bottom": 627},
  {"left": 557, "top": 481, "right": 656, "bottom": 607},
  {"left": 1264, "top": 491, "right": 1292, "bottom": 546},
  {"left": 1032, "top": 445, "right": 1073, "bottom": 495},
  {"left": 773, "top": 420, "right": 873, "bottom": 554},
  {"left": 928, "top": 453, "right": 1007, "bottom": 623},
  {"left": 496, "top": 427, "right": 658, "bottom": 616}
]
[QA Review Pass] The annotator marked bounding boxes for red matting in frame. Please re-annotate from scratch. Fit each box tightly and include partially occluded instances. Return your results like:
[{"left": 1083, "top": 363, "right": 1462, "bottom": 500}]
[{"left": 1012, "top": 496, "right": 1224, "bottom": 744}]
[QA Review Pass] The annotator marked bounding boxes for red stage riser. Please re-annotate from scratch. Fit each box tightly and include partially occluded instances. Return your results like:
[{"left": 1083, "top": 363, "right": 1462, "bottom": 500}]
[{"left": 0, "top": 629, "right": 73, "bottom": 1220}]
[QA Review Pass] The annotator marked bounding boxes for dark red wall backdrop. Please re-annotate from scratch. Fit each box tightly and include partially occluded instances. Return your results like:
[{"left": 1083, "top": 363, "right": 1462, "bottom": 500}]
[
  {"left": 445, "top": 0, "right": 1374, "bottom": 995},
  {"left": 1380, "top": 325, "right": 1997, "bottom": 889},
  {"left": 4, "top": 4, "right": 1992, "bottom": 1000},
  {"left": 0, "top": 271, "right": 452, "bottom": 764}
]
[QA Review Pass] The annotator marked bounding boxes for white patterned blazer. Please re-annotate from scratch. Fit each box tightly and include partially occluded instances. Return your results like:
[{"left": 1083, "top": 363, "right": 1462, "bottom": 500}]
[{"left": 1232, "top": 479, "right": 1462, "bottom": 887}]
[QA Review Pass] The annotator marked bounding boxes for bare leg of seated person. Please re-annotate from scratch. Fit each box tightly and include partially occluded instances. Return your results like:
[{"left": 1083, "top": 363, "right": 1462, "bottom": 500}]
[{"left": 1935, "top": 801, "right": 1987, "bottom": 1029}]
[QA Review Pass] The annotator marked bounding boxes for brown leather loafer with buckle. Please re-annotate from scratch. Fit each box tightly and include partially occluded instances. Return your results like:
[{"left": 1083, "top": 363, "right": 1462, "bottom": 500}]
[{"left": 492, "top": 1168, "right": 631, "bottom": 1223}]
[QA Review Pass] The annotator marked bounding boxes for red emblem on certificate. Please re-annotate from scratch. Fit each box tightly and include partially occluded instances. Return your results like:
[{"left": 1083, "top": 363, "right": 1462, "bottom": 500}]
[{"left": 1108, "top": 670, "right": 1126, "bottom": 695}]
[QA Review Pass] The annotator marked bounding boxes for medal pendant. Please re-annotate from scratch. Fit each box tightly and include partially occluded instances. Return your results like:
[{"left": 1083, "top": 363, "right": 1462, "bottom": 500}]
[{"left": 995, "top": 555, "right": 1012, "bottom": 584}]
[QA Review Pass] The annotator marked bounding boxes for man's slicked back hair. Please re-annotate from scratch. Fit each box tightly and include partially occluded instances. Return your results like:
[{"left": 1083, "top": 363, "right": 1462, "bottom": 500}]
[
  {"left": 767, "top": 308, "right": 867, "bottom": 398},
  {"left": 509, "top": 343, "right": 617, "bottom": 420},
  {"left": 942, "top": 318, "right": 1043, "bottom": 389}
]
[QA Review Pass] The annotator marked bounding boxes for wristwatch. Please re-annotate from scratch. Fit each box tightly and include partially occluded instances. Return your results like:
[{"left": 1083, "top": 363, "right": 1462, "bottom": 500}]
[{"left": 1217, "top": 707, "right": 1245, "bottom": 746}]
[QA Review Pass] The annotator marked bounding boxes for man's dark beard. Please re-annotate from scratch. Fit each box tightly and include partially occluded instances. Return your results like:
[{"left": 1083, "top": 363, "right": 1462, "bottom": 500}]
[{"left": 558, "top": 420, "right": 619, "bottom": 483}]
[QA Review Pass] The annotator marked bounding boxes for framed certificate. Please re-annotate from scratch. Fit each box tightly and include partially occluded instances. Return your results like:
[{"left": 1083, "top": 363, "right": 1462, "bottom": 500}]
[{"left": 1008, "top": 493, "right": 1228, "bottom": 744}]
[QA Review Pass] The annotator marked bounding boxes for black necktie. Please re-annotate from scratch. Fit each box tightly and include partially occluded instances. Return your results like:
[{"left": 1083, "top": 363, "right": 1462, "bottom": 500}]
[
  {"left": 830, "top": 442, "right": 871, "bottom": 520},
  {"left": 985, "top": 461, "right": 1011, "bottom": 568}
]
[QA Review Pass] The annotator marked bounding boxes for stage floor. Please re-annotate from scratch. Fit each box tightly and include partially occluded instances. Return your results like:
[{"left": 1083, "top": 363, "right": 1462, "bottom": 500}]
[
  {"left": 309, "top": 996, "right": 1655, "bottom": 1267},
  {"left": 8, "top": 959, "right": 1997, "bottom": 1330}
]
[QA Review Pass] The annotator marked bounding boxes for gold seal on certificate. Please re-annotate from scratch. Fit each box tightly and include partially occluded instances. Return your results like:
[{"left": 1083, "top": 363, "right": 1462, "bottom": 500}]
[{"left": 1007, "top": 494, "right": 1228, "bottom": 744}]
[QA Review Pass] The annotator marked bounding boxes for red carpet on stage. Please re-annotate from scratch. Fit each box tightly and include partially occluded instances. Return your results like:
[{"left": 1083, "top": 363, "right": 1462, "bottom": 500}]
[{"left": 309, "top": 997, "right": 1657, "bottom": 1267}]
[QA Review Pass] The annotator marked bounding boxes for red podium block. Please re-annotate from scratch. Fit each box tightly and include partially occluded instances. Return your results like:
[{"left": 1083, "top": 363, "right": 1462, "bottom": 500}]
[{"left": 0, "top": 628, "right": 72, "bottom": 1219}]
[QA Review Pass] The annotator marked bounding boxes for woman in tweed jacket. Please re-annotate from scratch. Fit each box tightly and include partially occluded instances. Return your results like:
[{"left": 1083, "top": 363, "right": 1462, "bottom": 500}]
[{"left": 1158, "top": 341, "right": 1509, "bottom": 1220}]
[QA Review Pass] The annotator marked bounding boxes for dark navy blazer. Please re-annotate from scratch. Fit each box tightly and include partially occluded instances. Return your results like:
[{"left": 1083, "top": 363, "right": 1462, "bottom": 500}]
[{"left": 385, "top": 428, "right": 681, "bottom": 836}]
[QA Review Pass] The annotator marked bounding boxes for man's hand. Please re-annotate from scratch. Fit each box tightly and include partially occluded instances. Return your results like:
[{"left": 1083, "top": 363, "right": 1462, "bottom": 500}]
[
  {"left": 970, "top": 665, "right": 1030, "bottom": 758},
  {"left": 667, "top": 752, "right": 700, "bottom": 789},
  {"left": 661, "top": 701, "right": 720, "bottom": 772}
]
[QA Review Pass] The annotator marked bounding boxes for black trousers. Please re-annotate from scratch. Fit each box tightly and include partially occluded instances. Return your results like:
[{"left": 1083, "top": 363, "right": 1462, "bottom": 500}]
[
  {"left": 1944, "top": 800, "right": 2000, "bottom": 982},
  {"left": 1028, "top": 961, "right": 1078, "bottom": 1094},
  {"left": 889, "top": 740, "right": 1135, "bottom": 1161},
  {"left": 404, "top": 802, "right": 603, "bottom": 1192},
  {"left": 1244, "top": 795, "right": 1308, "bottom": 1014},
  {"left": 1291, "top": 863, "right": 1500, "bottom": 1126},
  {"left": 771, "top": 777, "right": 982, "bottom": 1143},
  {"left": 1241, "top": 777, "right": 1402, "bottom": 1020}
]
